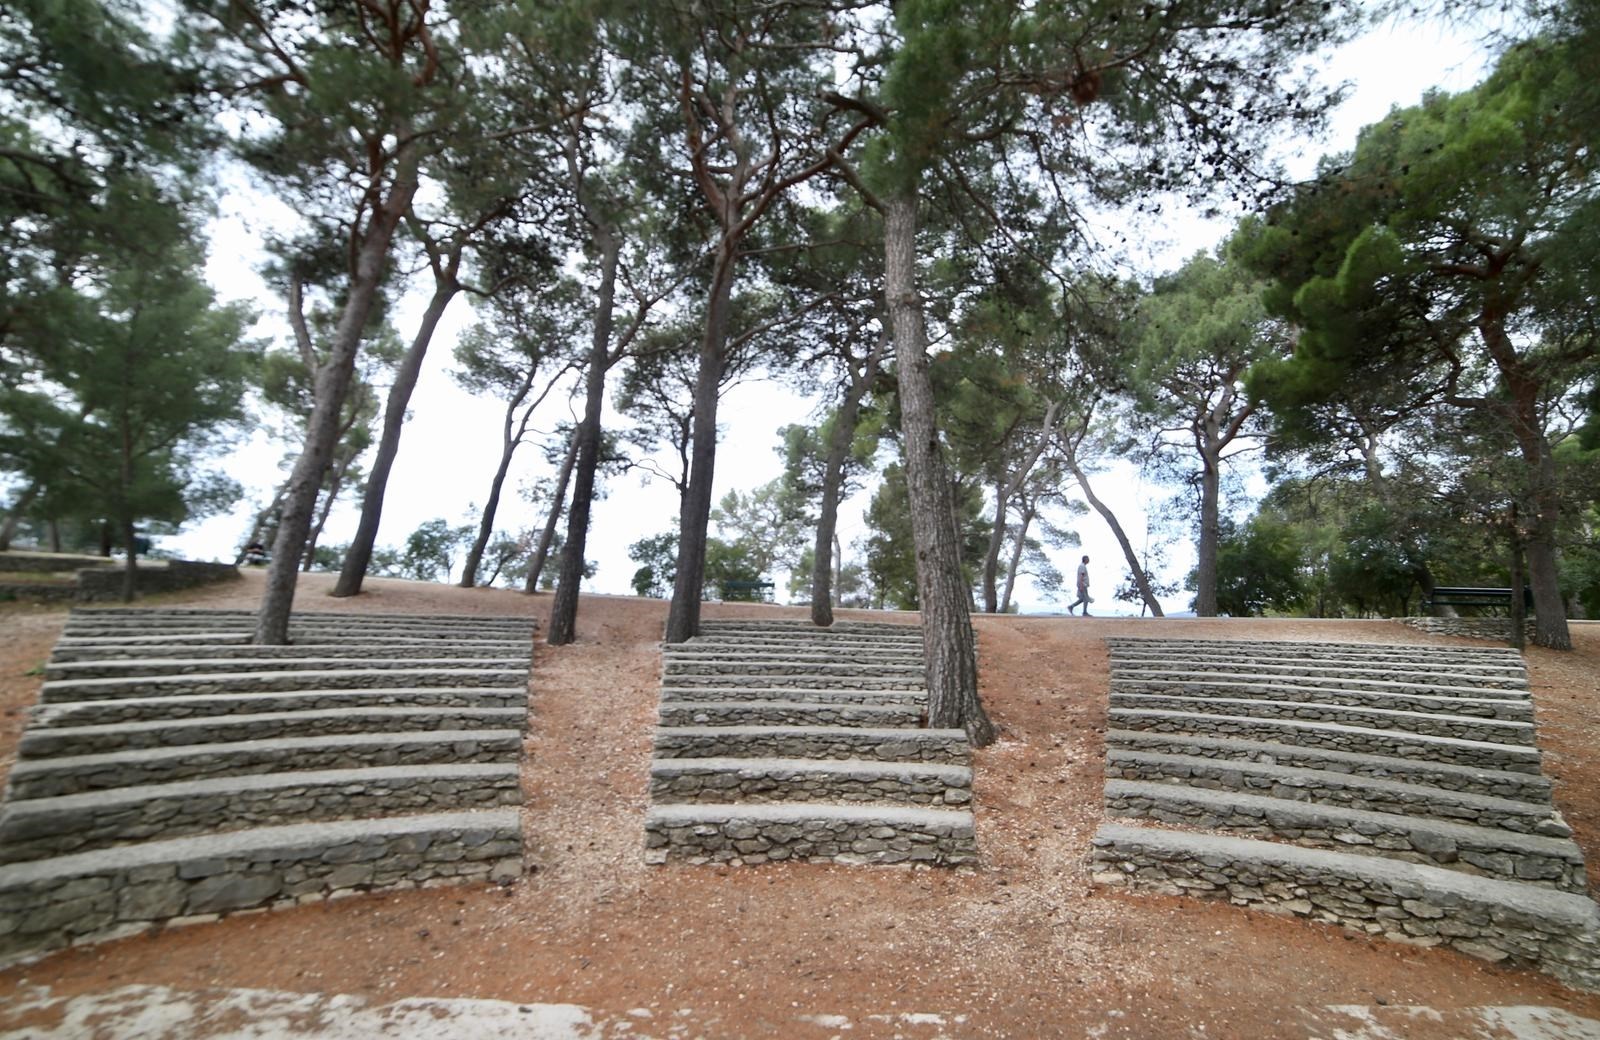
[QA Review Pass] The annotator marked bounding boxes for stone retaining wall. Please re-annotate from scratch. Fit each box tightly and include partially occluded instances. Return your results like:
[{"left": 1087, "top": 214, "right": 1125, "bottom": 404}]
[
  {"left": 1090, "top": 825, "right": 1600, "bottom": 993},
  {"left": 1109, "top": 659, "right": 1526, "bottom": 689},
  {"left": 39, "top": 668, "right": 527, "bottom": 702},
  {"left": 657, "top": 702, "right": 921, "bottom": 729},
  {"left": 1110, "top": 692, "right": 1534, "bottom": 745},
  {"left": 644, "top": 804, "right": 975, "bottom": 866},
  {"left": 0, "top": 811, "right": 521, "bottom": 962},
  {"left": 659, "top": 686, "right": 925, "bottom": 706},
  {"left": 650, "top": 760, "right": 970, "bottom": 807},
  {"left": 0, "top": 765, "right": 520, "bottom": 863},
  {"left": 1111, "top": 679, "right": 1532, "bottom": 719},
  {"left": 34, "top": 688, "right": 528, "bottom": 727},
  {"left": 1397, "top": 617, "right": 1536, "bottom": 643},
  {"left": 652, "top": 726, "right": 970, "bottom": 764}
]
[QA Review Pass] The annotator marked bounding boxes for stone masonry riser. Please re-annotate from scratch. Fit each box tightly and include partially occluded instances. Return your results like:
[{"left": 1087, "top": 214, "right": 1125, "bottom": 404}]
[
  {"left": 659, "top": 687, "right": 926, "bottom": 706},
  {"left": 649, "top": 768, "right": 970, "bottom": 807},
  {"left": 644, "top": 811, "right": 974, "bottom": 867},
  {"left": 661, "top": 674, "right": 919, "bottom": 691},
  {"left": 46, "top": 657, "right": 530, "bottom": 680},
  {"left": 1110, "top": 679, "right": 1532, "bottom": 719},
  {"left": 1107, "top": 659, "right": 1516, "bottom": 691},
  {"left": 652, "top": 729, "right": 970, "bottom": 765},
  {"left": 1104, "top": 730, "right": 1551, "bottom": 803},
  {"left": 0, "top": 812, "right": 522, "bottom": 964},
  {"left": 18, "top": 709, "right": 526, "bottom": 759},
  {"left": 658, "top": 704, "right": 922, "bottom": 728},
  {"left": 663, "top": 661, "right": 924, "bottom": 678},
  {"left": 1104, "top": 754, "right": 1565, "bottom": 836},
  {"left": 39, "top": 670, "right": 529, "bottom": 702},
  {"left": 5, "top": 732, "right": 520, "bottom": 799},
  {"left": 32, "top": 688, "right": 528, "bottom": 727},
  {"left": 1105, "top": 638, "right": 1518, "bottom": 658},
  {"left": 1109, "top": 709, "right": 1542, "bottom": 774},
  {"left": 0, "top": 768, "right": 521, "bottom": 863},
  {"left": 48, "top": 643, "right": 533, "bottom": 663},
  {"left": 1103, "top": 785, "right": 1585, "bottom": 892},
  {"left": 62, "top": 620, "right": 532, "bottom": 636},
  {"left": 1109, "top": 693, "right": 1535, "bottom": 746}
]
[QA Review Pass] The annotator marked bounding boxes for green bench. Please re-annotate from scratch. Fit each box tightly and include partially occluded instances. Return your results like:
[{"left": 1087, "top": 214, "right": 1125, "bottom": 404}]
[
  {"left": 1422, "top": 586, "right": 1533, "bottom": 613},
  {"left": 719, "top": 579, "right": 775, "bottom": 602}
]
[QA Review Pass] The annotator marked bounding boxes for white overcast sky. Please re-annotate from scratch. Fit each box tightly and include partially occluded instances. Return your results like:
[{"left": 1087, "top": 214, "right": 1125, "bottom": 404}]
[{"left": 164, "top": 13, "right": 1502, "bottom": 615}]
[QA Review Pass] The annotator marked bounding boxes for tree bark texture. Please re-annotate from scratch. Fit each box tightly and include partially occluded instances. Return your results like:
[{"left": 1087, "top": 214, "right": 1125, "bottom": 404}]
[
  {"left": 334, "top": 281, "right": 457, "bottom": 596},
  {"left": 461, "top": 364, "right": 540, "bottom": 588},
  {"left": 547, "top": 231, "right": 620, "bottom": 645},
  {"left": 664, "top": 243, "right": 737, "bottom": 644},
  {"left": 810, "top": 335, "right": 884, "bottom": 627},
  {"left": 882, "top": 193, "right": 994, "bottom": 746},
  {"left": 527, "top": 429, "right": 579, "bottom": 593},
  {"left": 254, "top": 146, "right": 420, "bottom": 645},
  {"left": 999, "top": 498, "right": 1035, "bottom": 614},
  {"left": 1194, "top": 441, "right": 1221, "bottom": 617}
]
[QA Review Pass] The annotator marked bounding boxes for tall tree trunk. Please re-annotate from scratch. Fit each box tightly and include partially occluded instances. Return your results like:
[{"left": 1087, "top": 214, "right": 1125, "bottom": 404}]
[
  {"left": 255, "top": 144, "right": 420, "bottom": 644},
  {"left": 0, "top": 483, "right": 37, "bottom": 551},
  {"left": 981, "top": 479, "right": 1007, "bottom": 614},
  {"left": 882, "top": 193, "right": 993, "bottom": 746},
  {"left": 1193, "top": 439, "right": 1222, "bottom": 617},
  {"left": 460, "top": 428, "right": 519, "bottom": 588},
  {"left": 527, "top": 430, "right": 579, "bottom": 593},
  {"left": 334, "top": 281, "right": 458, "bottom": 596},
  {"left": 811, "top": 335, "right": 884, "bottom": 627},
  {"left": 547, "top": 231, "right": 620, "bottom": 645},
  {"left": 48, "top": 520, "right": 61, "bottom": 553},
  {"left": 664, "top": 243, "right": 737, "bottom": 644},
  {"left": 1063, "top": 452, "right": 1164, "bottom": 617},
  {"left": 999, "top": 500, "right": 1035, "bottom": 614},
  {"left": 238, "top": 482, "right": 287, "bottom": 564}
]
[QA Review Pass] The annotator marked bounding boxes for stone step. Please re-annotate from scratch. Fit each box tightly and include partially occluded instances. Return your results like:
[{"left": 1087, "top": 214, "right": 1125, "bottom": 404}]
[
  {"left": 1104, "top": 729, "right": 1552, "bottom": 803},
  {"left": 1103, "top": 779, "right": 1587, "bottom": 892},
  {"left": 1109, "top": 708, "right": 1543, "bottom": 774},
  {"left": 44, "top": 656, "right": 531, "bottom": 681},
  {"left": 659, "top": 685, "right": 926, "bottom": 707},
  {"left": 663, "top": 658, "right": 924, "bottom": 677},
  {"left": 18, "top": 708, "right": 524, "bottom": 759},
  {"left": 657, "top": 700, "right": 922, "bottom": 729},
  {"left": 652, "top": 725, "right": 970, "bottom": 765},
  {"left": 54, "top": 632, "right": 251, "bottom": 648},
  {"left": 1109, "top": 692, "right": 1537, "bottom": 746},
  {"left": 65, "top": 607, "right": 534, "bottom": 627},
  {"left": 1111, "top": 676, "right": 1532, "bottom": 717},
  {"left": 661, "top": 671, "right": 921, "bottom": 691},
  {"left": 1104, "top": 749, "right": 1568, "bottom": 836},
  {"left": 643, "top": 802, "right": 975, "bottom": 866},
  {"left": 697, "top": 620, "right": 920, "bottom": 635},
  {"left": 1105, "top": 637, "right": 1519, "bottom": 660},
  {"left": 1107, "top": 656, "right": 1516, "bottom": 688},
  {"left": 664, "top": 646, "right": 925, "bottom": 664},
  {"left": 649, "top": 757, "right": 971, "bottom": 807},
  {"left": 0, "top": 764, "right": 520, "bottom": 863},
  {"left": 4, "top": 730, "right": 520, "bottom": 799},
  {"left": 48, "top": 641, "right": 533, "bottom": 663},
  {"left": 1089, "top": 824, "right": 1600, "bottom": 993},
  {"left": 0, "top": 809, "right": 522, "bottom": 963},
  {"left": 30, "top": 687, "right": 529, "bottom": 728},
  {"left": 39, "top": 667, "right": 530, "bottom": 703}
]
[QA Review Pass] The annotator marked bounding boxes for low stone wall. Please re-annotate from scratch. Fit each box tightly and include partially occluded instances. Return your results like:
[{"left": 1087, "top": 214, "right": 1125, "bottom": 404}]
[
  {"left": 657, "top": 702, "right": 921, "bottom": 729},
  {"left": 6, "top": 730, "right": 522, "bottom": 798},
  {"left": 1397, "top": 617, "right": 1536, "bottom": 643},
  {"left": 0, "top": 552, "right": 104, "bottom": 573},
  {"left": 35, "top": 688, "right": 527, "bottom": 727},
  {"left": 1113, "top": 676, "right": 1531, "bottom": 713},
  {"left": 0, "top": 810, "right": 522, "bottom": 963},
  {"left": 1110, "top": 659, "right": 1526, "bottom": 690},
  {"left": 660, "top": 686, "right": 925, "bottom": 706},
  {"left": 652, "top": 726, "right": 970, "bottom": 764},
  {"left": 0, "top": 582, "right": 78, "bottom": 604},
  {"left": 644, "top": 804, "right": 975, "bottom": 866},
  {"left": 39, "top": 667, "right": 528, "bottom": 702},
  {"left": 1105, "top": 730, "right": 1551, "bottom": 802},
  {"left": 650, "top": 760, "right": 971, "bottom": 807},
  {"left": 74, "top": 560, "right": 241, "bottom": 600},
  {"left": 1110, "top": 692, "right": 1535, "bottom": 745},
  {"left": 663, "top": 670, "right": 923, "bottom": 691},
  {"left": 1104, "top": 751, "right": 1566, "bottom": 836},
  {"left": 0, "top": 765, "right": 520, "bottom": 863},
  {"left": 1090, "top": 824, "right": 1600, "bottom": 993},
  {"left": 1110, "top": 708, "right": 1543, "bottom": 774},
  {"left": 1103, "top": 781, "right": 1586, "bottom": 892}
]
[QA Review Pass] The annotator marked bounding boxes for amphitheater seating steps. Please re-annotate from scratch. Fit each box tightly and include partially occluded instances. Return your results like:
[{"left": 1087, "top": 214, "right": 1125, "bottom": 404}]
[
  {"left": 643, "top": 620, "right": 974, "bottom": 866},
  {"left": 0, "top": 608, "right": 535, "bottom": 963},
  {"left": 1091, "top": 637, "right": 1598, "bottom": 993}
]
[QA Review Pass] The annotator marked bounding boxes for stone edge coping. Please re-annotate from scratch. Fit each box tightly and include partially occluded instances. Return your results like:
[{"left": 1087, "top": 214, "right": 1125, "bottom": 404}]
[
  {"left": 1109, "top": 692, "right": 1536, "bottom": 740},
  {"left": 1109, "top": 682, "right": 1532, "bottom": 717},
  {"left": 19, "top": 707, "right": 528, "bottom": 748},
  {"left": 33, "top": 687, "right": 531, "bottom": 722},
  {"left": 40, "top": 667, "right": 532, "bottom": 694},
  {"left": 649, "top": 756, "right": 971, "bottom": 783},
  {"left": 50, "top": 642, "right": 535, "bottom": 660},
  {"left": 1111, "top": 672, "right": 1530, "bottom": 701},
  {"left": 5, "top": 729, "right": 522, "bottom": 781},
  {"left": 659, "top": 686, "right": 927, "bottom": 701},
  {"left": 1108, "top": 708, "right": 1544, "bottom": 762},
  {"left": 658, "top": 700, "right": 920, "bottom": 716},
  {"left": 0, "top": 809, "right": 522, "bottom": 888},
  {"left": 645, "top": 802, "right": 972, "bottom": 829},
  {"left": 662, "top": 659, "right": 925, "bottom": 671},
  {"left": 1090, "top": 823, "right": 1600, "bottom": 927},
  {"left": 1109, "top": 656, "right": 1527, "bottom": 681},
  {"left": 67, "top": 608, "right": 537, "bottom": 623},
  {"left": 48, "top": 654, "right": 533, "bottom": 672},
  {"left": 1104, "top": 638, "right": 1520, "bottom": 657},
  {"left": 1105, "top": 749, "right": 1560, "bottom": 819},
  {"left": 1, "top": 763, "right": 518, "bottom": 817},
  {"left": 654, "top": 725, "right": 967, "bottom": 741},
  {"left": 1104, "top": 730, "right": 1551, "bottom": 796},
  {"left": 1103, "top": 780, "right": 1585, "bottom": 865}
]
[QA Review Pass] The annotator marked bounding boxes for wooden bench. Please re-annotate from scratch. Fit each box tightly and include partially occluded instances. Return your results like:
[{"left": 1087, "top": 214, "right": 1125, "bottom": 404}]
[
  {"left": 718, "top": 579, "right": 774, "bottom": 602},
  {"left": 1421, "top": 586, "right": 1533, "bottom": 614}
]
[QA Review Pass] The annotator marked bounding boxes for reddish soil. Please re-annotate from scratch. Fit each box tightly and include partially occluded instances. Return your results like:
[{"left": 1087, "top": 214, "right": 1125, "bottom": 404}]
[{"left": 1, "top": 571, "right": 1598, "bottom": 1038}]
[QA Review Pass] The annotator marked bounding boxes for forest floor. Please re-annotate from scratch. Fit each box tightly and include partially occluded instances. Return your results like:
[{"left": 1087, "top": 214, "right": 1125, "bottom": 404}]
[{"left": 1, "top": 570, "right": 1598, "bottom": 1039}]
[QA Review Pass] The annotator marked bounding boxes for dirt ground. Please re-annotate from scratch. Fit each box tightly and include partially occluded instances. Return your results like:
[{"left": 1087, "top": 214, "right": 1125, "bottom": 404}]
[{"left": 1, "top": 571, "right": 1598, "bottom": 1039}]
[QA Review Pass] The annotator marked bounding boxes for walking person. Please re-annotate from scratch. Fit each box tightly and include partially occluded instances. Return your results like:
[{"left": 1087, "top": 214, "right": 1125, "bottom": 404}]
[{"left": 1068, "top": 555, "right": 1091, "bottom": 616}]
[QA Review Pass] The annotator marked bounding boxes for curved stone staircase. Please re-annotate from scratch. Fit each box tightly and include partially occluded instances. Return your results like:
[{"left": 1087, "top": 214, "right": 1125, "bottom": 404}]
[
  {"left": 644, "top": 619, "right": 976, "bottom": 867},
  {"left": 0, "top": 608, "right": 532, "bottom": 963},
  {"left": 1090, "top": 637, "right": 1600, "bottom": 992}
]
